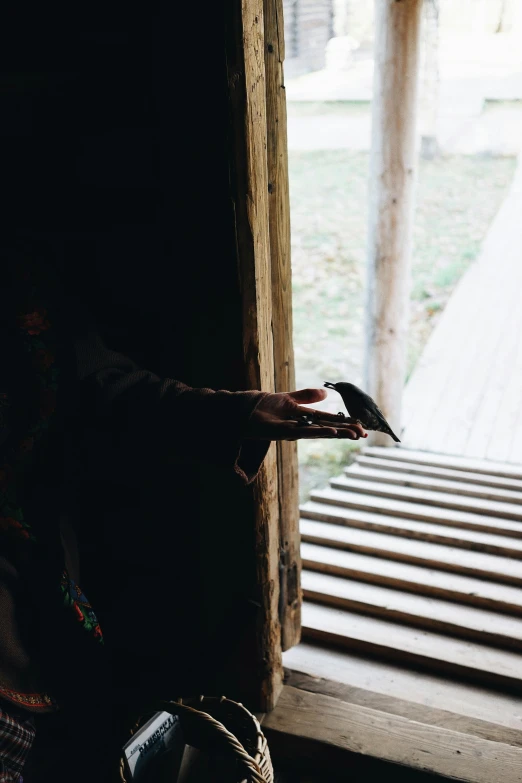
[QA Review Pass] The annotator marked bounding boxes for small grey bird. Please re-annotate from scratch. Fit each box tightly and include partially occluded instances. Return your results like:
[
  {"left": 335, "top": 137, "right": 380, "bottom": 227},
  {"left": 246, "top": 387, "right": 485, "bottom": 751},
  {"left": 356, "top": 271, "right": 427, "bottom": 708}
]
[{"left": 324, "top": 381, "right": 400, "bottom": 442}]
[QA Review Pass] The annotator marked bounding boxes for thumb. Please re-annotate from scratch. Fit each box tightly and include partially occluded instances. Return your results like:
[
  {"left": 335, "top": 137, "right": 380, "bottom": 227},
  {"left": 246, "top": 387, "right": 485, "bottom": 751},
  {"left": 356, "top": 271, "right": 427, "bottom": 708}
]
[{"left": 287, "top": 388, "right": 327, "bottom": 404}]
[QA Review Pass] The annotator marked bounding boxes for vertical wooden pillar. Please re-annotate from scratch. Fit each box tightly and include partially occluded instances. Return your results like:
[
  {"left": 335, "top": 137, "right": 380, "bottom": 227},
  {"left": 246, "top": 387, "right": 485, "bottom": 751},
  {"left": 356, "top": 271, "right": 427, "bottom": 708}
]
[
  {"left": 264, "top": 0, "right": 302, "bottom": 652},
  {"left": 364, "top": 0, "right": 423, "bottom": 446},
  {"left": 226, "top": 0, "right": 283, "bottom": 711}
]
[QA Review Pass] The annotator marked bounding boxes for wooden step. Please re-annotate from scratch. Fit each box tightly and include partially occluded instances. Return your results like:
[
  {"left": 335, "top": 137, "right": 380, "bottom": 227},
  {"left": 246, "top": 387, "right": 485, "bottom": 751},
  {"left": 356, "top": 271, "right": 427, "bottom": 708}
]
[
  {"left": 329, "top": 475, "right": 522, "bottom": 522},
  {"left": 264, "top": 684, "right": 522, "bottom": 783},
  {"left": 301, "top": 541, "right": 522, "bottom": 617},
  {"left": 361, "top": 447, "right": 522, "bottom": 480},
  {"left": 283, "top": 643, "right": 522, "bottom": 733},
  {"left": 355, "top": 454, "right": 522, "bottom": 492},
  {"left": 310, "top": 486, "right": 522, "bottom": 540},
  {"left": 301, "top": 570, "right": 522, "bottom": 651},
  {"left": 347, "top": 462, "right": 522, "bottom": 504},
  {"left": 301, "top": 500, "right": 522, "bottom": 559},
  {"left": 300, "top": 519, "right": 522, "bottom": 586},
  {"left": 301, "top": 602, "right": 522, "bottom": 692}
]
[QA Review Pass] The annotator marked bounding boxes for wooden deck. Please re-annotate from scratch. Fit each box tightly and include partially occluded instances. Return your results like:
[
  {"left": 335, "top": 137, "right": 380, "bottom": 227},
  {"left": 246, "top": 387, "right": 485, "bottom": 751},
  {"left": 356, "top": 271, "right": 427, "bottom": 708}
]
[{"left": 401, "top": 159, "right": 522, "bottom": 463}]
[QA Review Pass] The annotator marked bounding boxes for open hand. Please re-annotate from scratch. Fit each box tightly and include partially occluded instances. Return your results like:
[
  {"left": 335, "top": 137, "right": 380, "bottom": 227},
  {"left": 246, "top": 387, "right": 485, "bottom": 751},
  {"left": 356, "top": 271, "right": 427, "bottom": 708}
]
[{"left": 244, "top": 388, "right": 367, "bottom": 441}]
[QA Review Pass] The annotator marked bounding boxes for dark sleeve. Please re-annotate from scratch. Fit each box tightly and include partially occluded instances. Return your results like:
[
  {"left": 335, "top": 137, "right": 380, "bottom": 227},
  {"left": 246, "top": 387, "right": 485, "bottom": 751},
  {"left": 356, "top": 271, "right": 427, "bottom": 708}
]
[{"left": 73, "top": 325, "right": 271, "bottom": 485}]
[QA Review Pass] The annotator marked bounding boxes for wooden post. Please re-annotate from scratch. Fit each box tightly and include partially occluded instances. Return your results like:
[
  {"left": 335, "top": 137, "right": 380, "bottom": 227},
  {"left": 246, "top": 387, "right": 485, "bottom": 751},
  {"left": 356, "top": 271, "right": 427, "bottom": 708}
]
[
  {"left": 264, "top": 0, "right": 302, "bottom": 652},
  {"left": 364, "top": 0, "right": 423, "bottom": 447},
  {"left": 226, "top": 0, "right": 283, "bottom": 711}
]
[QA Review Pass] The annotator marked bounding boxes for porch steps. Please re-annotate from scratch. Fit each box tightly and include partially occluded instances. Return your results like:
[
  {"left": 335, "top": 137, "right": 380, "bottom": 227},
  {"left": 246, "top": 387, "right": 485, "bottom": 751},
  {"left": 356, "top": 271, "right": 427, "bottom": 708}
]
[{"left": 299, "top": 446, "right": 522, "bottom": 692}]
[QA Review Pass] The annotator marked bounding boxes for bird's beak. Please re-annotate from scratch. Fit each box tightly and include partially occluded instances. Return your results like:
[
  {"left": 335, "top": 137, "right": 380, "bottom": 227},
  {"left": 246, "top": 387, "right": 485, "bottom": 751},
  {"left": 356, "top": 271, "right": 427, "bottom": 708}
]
[{"left": 323, "top": 382, "right": 336, "bottom": 390}]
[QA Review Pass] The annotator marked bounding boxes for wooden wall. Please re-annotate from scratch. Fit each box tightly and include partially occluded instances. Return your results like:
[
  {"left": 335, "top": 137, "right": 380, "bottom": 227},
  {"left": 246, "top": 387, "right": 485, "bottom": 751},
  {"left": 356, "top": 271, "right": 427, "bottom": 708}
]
[{"left": 284, "top": 0, "right": 334, "bottom": 77}]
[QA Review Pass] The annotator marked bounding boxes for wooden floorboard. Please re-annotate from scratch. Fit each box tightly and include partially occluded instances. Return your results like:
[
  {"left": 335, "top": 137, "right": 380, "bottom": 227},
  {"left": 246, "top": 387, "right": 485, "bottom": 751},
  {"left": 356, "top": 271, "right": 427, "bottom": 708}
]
[
  {"left": 264, "top": 686, "right": 522, "bottom": 783},
  {"left": 330, "top": 474, "right": 522, "bottom": 521},
  {"left": 355, "top": 454, "right": 522, "bottom": 491},
  {"left": 283, "top": 668, "right": 522, "bottom": 747},
  {"left": 301, "top": 603, "right": 522, "bottom": 692},
  {"left": 347, "top": 462, "right": 522, "bottom": 503},
  {"left": 302, "top": 570, "right": 522, "bottom": 651},
  {"left": 302, "top": 500, "right": 522, "bottom": 559},
  {"left": 300, "top": 519, "right": 522, "bottom": 585},
  {"left": 361, "top": 447, "right": 522, "bottom": 479},
  {"left": 401, "top": 160, "right": 522, "bottom": 463},
  {"left": 309, "top": 487, "right": 522, "bottom": 542},
  {"left": 283, "top": 643, "right": 522, "bottom": 732},
  {"left": 301, "top": 541, "right": 522, "bottom": 616}
]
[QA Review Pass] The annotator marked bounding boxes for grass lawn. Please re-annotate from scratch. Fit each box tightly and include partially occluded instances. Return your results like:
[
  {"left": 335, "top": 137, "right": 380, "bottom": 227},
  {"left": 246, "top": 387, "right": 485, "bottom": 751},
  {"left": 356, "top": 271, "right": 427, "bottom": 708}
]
[{"left": 291, "top": 150, "right": 517, "bottom": 501}]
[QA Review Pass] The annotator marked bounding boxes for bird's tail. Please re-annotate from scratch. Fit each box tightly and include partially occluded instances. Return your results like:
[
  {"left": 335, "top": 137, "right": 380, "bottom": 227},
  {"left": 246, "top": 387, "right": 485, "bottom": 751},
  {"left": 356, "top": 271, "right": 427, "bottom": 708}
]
[
  {"left": 323, "top": 381, "right": 336, "bottom": 390},
  {"left": 389, "top": 429, "right": 401, "bottom": 443}
]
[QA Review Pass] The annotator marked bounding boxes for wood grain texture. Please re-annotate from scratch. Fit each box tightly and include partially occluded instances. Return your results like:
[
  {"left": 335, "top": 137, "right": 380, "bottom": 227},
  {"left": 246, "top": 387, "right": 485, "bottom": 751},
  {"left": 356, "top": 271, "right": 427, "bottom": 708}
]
[
  {"left": 329, "top": 475, "right": 522, "bottom": 524},
  {"left": 365, "top": 0, "right": 423, "bottom": 446},
  {"left": 348, "top": 462, "right": 522, "bottom": 503},
  {"left": 226, "top": 0, "right": 282, "bottom": 710},
  {"left": 310, "top": 485, "right": 522, "bottom": 542},
  {"left": 302, "top": 498, "right": 522, "bottom": 558},
  {"left": 301, "top": 541, "right": 522, "bottom": 616},
  {"left": 263, "top": 686, "right": 522, "bottom": 783},
  {"left": 301, "top": 603, "right": 522, "bottom": 692},
  {"left": 362, "top": 447, "right": 522, "bottom": 479},
  {"left": 300, "top": 518, "right": 522, "bottom": 585},
  {"left": 264, "top": 0, "right": 301, "bottom": 652},
  {"left": 283, "top": 669, "right": 522, "bottom": 747},
  {"left": 284, "top": 643, "right": 522, "bottom": 732},
  {"left": 301, "top": 570, "right": 522, "bottom": 652},
  {"left": 355, "top": 454, "right": 522, "bottom": 491}
]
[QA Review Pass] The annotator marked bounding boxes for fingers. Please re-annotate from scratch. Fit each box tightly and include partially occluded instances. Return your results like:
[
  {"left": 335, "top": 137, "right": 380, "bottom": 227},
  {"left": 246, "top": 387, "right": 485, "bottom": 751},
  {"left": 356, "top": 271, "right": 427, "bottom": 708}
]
[
  {"left": 294, "top": 405, "right": 353, "bottom": 424},
  {"left": 276, "top": 423, "right": 365, "bottom": 441},
  {"left": 287, "top": 388, "right": 327, "bottom": 404}
]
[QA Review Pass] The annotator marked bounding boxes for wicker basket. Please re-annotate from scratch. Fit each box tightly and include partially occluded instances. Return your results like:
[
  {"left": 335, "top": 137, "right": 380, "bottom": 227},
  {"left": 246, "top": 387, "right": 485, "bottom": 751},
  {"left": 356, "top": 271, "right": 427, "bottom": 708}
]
[{"left": 120, "top": 695, "right": 273, "bottom": 783}]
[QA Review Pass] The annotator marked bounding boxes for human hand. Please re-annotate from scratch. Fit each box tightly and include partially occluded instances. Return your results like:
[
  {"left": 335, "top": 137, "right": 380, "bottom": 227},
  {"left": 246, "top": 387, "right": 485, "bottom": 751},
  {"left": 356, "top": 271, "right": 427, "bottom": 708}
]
[{"left": 244, "top": 388, "right": 368, "bottom": 441}]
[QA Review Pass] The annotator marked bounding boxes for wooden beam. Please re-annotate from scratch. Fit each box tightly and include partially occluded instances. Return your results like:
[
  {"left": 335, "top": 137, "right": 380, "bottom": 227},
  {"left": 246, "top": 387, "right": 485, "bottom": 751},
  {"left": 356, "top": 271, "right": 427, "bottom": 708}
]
[
  {"left": 365, "top": 0, "right": 423, "bottom": 446},
  {"left": 262, "top": 685, "right": 522, "bottom": 783},
  {"left": 283, "top": 670, "right": 522, "bottom": 748},
  {"left": 226, "top": 0, "right": 283, "bottom": 711},
  {"left": 264, "top": 0, "right": 301, "bottom": 652}
]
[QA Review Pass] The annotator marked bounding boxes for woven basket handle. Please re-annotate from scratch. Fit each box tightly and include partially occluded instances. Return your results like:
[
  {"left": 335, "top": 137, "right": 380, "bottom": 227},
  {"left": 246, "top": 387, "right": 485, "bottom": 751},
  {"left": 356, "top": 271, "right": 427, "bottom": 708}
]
[{"left": 149, "top": 700, "right": 267, "bottom": 783}]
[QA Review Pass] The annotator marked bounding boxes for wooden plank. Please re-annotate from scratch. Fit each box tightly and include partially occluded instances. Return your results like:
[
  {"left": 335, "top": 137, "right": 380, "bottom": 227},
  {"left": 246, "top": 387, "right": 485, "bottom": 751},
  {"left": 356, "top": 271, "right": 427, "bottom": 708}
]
[
  {"left": 487, "top": 322, "right": 522, "bottom": 463},
  {"left": 362, "top": 447, "right": 522, "bottom": 480},
  {"left": 301, "top": 603, "right": 522, "bottom": 692},
  {"left": 401, "top": 262, "right": 487, "bottom": 451},
  {"left": 300, "top": 519, "right": 522, "bottom": 586},
  {"left": 463, "top": 285, "right": 522, "bottom": 461},
  {"left": 284, "top": 643, "right": 522, "bottom": 732},
  {"left": 301, "top": 570, "right": 522, "bottom": 651},
  {"left": 284, "top": 668, "right": 522, "bottom": 747},
  {"left": 301, "top": 500, "right": 522, "bottom": 559},
  {"left": 330, "top": 475, "right": 522, "bottom": 522},
  {"left": 263, "top": 685, "right": 522, "bottom": 783},
  {"left": 365, "top": 0, "right": 423, "bottom": 446},
  {"left": 301, "top": 542, "right": 522, "bottom": 617},
  {"left": 310, "top": 487, "right": 522, "bottom": 543},
  {"left": 431, "top": 254, "right": 522, "bottom": 457},
  {"left": 347, "top": 462, "right": 522, "bottom": 503},
  {"left": 401, "top": 163, "right": 522, "bottom": 456},
  {"left": 227, "top": 0, "right": 282, "bottom": 710},
  {"left": 264, "top": 0, "right": 301, "bottom": 652},
  {"left": 355, "top": 455, "right": 522, "bottom": 493}
]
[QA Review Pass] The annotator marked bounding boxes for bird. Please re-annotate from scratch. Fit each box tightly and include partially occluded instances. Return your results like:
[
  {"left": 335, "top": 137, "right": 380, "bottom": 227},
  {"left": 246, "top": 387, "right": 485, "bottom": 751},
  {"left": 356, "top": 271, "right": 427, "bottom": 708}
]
[{"left": 323, "top": 381, "right": 400, "bottom": 442}]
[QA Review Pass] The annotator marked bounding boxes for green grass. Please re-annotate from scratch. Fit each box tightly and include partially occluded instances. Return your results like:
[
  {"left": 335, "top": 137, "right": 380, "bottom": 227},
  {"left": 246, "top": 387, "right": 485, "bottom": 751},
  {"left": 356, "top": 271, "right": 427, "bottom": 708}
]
[{"left": 291, "top": 150, "right": 517, "bottom": 502}]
